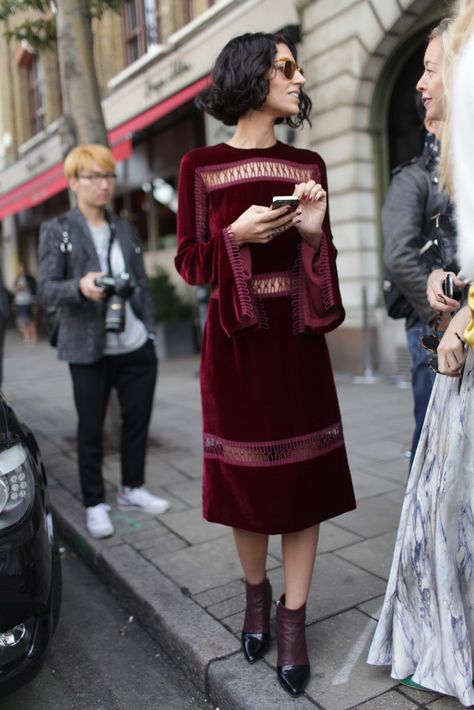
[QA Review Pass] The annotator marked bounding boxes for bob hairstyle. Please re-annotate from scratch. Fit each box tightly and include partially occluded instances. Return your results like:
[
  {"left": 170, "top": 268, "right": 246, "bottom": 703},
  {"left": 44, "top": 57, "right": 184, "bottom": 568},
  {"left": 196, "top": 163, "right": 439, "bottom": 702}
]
[
  {"left": 196, "top": 32, "right": 312, "bottom": 128},
  {"left": 64, "top": 144, "right": 115, "bottom": 179}
]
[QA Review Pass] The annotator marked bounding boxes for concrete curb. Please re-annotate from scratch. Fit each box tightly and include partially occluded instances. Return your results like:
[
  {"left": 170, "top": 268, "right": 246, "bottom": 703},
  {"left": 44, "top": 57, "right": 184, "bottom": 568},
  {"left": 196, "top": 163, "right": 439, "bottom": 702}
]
[
  {"left": 49, "top": 481, "right": 240, "bottom": 686},
  {"left": 49, "top": 480, "right": 321, "bottom": 709}
]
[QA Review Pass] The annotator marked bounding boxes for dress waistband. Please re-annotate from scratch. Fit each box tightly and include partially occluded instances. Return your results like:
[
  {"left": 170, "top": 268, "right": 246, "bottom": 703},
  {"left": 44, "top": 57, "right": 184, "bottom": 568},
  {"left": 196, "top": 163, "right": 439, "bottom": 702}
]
[{"left": 211, "top": 270, "right": 293, "bottom": 299}]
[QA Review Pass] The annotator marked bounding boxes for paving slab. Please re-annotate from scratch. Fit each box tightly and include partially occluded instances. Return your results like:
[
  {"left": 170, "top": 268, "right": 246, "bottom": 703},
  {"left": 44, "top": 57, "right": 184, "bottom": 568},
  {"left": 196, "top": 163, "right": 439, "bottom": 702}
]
[
  {"left": 357, "top": 596, "right": 385, "bottom": 622},
  {"left": 155, "top": 535, "right": 276, "bottom": 595},
  {"left": 268, "top": 553, "right": 387, "bottom": 623},
  {"left": 265, "top": 609, "right": 399, "bottom": 710},
  {"left": 356, "top": 689, "right": 420, "bottom": 709},
  {"left": 208, "top": 655, "right": 318, "bottom": 710},
  {"left": 399, "top": 684, "right": 442, "bottom": 705},
  {"left": 162, "top": 508, "right": 229, "bottom": 545},
  {"left": 165, "top": 479, "right": 202, "bottom": 507},
  {"left": 317, "top": 521, "right": 364, "bottom": 554},
  {"left": 428, "top": 696, "right": 466, "bottom": 708},
  {"left": 335, "top": 494, "right": 404, "bottom": 539},
  {"left": 335, "top": 530, "right": 398, "bottom": 581},
  {"left": 351, "top": 470, "right": 402, "bottom": 501},
  {"left": 194, "top": 579, "right": 245, "bottom": 608}
]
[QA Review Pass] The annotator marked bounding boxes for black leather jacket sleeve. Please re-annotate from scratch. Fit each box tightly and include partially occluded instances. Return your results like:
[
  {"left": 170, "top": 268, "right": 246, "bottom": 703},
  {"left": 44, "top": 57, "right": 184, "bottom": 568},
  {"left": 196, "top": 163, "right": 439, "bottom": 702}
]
[{"left": 382, "top": 162, "right": 439, "bottom": 325}]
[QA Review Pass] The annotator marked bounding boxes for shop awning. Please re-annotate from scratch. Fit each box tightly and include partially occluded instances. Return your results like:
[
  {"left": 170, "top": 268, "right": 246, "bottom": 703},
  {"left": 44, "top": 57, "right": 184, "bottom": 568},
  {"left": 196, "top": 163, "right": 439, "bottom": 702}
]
[
  {"left": 108, "top": 75, "right": 210, "bottom": 145},
  {"left": 0, "top": 137, "right": 132, "bottom": 221},
  {"left": 0, "top": 74, "right": 210, "bottom": 222}
]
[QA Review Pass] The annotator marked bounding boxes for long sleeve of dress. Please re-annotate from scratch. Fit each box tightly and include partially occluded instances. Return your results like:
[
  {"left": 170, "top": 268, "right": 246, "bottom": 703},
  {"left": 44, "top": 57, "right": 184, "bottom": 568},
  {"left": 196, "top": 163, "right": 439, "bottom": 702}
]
[{"left": 175, "top": 152, "right": 258, "bottom": 336}]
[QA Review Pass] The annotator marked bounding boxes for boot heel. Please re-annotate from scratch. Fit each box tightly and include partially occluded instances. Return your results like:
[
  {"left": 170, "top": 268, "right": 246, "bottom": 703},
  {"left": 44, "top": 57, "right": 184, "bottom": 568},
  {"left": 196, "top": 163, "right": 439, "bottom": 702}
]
[
  {"left": 241, "top": 577, "right": 272, "bottom": 663},
  {"left": 276, "top": 594, "right": 310, "bottom": 696}
]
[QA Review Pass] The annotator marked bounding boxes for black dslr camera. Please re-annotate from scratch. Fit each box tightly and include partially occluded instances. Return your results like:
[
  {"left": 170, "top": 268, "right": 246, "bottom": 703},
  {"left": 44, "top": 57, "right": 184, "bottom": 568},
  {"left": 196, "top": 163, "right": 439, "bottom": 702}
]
[{"left": 94, "top": 273, "right": 135, "bottom": 333}]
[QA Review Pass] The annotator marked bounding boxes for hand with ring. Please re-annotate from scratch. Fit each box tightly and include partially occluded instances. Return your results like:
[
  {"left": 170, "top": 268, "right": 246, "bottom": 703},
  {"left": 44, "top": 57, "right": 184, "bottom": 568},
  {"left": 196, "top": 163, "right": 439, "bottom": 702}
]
[
  {"left": 229, "top": 203, "right": 295, "bottom": 246},
  {"left": 291, "top": 180, "right": 327, "bottom": 250}
]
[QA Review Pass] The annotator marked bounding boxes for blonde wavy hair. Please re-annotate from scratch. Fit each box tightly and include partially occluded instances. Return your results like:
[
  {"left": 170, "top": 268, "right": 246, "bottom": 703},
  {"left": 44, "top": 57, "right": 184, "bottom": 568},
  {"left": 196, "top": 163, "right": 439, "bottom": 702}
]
[{"left": 440, "top": 0, "right": 474, "bottom": 193}]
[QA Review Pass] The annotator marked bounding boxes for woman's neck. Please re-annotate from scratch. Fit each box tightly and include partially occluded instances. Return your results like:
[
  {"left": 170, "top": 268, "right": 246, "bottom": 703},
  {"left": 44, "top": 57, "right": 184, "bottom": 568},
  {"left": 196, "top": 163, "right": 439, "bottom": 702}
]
[{"left": 226, "top": 115, "right": 277, "bottom": 149}]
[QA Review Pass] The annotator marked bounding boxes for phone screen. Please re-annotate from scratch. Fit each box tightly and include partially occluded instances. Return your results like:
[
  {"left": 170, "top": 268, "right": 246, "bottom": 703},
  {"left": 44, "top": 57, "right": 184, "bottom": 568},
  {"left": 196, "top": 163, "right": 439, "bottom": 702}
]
[{"left": 271, "top": 196, "right": 299, "bottom": 212}]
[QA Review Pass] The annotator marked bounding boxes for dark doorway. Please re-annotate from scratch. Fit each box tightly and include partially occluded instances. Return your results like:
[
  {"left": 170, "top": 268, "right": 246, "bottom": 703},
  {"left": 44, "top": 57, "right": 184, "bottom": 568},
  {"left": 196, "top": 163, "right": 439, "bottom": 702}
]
[{"left": 387, "top": 41, "right": 427, "bottom": 172}]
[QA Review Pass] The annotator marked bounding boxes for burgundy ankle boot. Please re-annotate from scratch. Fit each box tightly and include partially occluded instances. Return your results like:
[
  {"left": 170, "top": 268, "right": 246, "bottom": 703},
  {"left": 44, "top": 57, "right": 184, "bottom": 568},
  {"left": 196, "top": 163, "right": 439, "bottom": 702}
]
[
  {"left": 241, "top": 577, "right": 272, "bottom": 663},
  {"left": 276, "top": 595, "right": 310, "bottom": 696}
]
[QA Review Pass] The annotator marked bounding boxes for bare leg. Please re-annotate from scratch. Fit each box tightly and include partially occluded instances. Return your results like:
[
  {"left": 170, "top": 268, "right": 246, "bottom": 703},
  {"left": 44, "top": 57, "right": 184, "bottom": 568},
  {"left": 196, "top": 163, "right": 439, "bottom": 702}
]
[
  {"left": 233, "top": 527, "right": 269, "bottom": 584},
  {"left": 281, "top": 525, "right": 319, "bottom": 609}
]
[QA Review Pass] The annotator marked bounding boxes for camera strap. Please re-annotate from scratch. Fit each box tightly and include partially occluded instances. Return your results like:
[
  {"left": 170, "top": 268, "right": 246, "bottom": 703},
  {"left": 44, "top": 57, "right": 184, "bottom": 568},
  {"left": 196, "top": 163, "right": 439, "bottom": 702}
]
[{"left": 105, "top": 217, "right": 116, "bottom": 277}]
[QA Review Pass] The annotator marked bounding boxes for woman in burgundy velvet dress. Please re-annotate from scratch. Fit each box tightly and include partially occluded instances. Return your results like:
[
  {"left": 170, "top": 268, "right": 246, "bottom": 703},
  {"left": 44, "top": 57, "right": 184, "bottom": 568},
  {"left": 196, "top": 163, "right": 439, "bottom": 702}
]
[{"left": 175, "top": 32, "right": 355, "bottom": 697}]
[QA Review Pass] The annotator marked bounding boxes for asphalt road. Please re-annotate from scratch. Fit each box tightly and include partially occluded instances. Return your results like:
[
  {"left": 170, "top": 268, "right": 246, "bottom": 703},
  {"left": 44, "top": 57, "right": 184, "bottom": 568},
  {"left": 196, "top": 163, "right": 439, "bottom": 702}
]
[{"left": 1, "top": 545, "right": 213, "bottom": 710}]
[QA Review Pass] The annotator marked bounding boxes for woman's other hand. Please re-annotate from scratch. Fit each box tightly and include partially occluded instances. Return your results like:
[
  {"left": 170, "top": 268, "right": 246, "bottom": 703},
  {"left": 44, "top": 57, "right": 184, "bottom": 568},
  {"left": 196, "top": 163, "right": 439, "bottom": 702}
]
[
  {"left": 436, "top": 305, "right": 471, "bottom": 376},
  {"left": 229, "top": 204, "right": 294, "bottom": 246},
  {"left": 292, "top": 180, "right": 327, "bottom": 250},
  {"left": 426, "top": 268, "right": 465, "bottom": 313}
]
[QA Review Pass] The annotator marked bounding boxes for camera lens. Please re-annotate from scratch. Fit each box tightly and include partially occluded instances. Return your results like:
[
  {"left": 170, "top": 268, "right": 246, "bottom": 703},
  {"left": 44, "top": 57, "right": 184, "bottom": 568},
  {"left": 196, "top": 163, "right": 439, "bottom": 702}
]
[{"left": 105, "top": 295, "right": 126, "bottom": 333}]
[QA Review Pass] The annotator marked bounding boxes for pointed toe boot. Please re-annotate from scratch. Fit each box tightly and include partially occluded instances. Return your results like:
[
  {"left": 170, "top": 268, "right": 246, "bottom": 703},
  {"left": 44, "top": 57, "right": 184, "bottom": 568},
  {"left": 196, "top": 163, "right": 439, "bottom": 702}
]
[
  {"left": 276, "top": 595, "right": 310, "bottom": 696},
  {"left": 241, "top": 577, "right": 272, "bottom": 663}
]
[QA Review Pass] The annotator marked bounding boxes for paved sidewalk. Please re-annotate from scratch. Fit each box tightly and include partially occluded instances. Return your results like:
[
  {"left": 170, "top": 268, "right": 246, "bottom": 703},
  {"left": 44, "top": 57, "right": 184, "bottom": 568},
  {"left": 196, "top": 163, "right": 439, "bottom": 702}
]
[{"left": 2, "top": 332, "right": 459, "bottom": 709}]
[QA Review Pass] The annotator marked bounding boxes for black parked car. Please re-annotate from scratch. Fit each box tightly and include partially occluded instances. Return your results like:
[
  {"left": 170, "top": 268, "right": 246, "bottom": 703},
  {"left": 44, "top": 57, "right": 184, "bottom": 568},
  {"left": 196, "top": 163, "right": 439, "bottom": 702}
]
[{"left": 0, "top": 392, "right": 61, "bottom": 698}]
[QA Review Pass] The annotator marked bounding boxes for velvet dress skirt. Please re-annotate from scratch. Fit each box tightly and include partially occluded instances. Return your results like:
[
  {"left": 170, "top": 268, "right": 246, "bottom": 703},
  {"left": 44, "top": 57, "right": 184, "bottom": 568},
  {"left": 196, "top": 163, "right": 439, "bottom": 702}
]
[{"left": 200, "top": 280, "right": 355, "bottom": 534}]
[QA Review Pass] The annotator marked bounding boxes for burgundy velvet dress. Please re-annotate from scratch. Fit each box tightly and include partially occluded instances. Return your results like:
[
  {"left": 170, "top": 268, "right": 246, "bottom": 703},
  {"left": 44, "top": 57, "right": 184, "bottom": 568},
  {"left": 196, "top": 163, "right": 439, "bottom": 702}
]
[{"left": 175, "top": 141, "right": 355, "bottom": 534}]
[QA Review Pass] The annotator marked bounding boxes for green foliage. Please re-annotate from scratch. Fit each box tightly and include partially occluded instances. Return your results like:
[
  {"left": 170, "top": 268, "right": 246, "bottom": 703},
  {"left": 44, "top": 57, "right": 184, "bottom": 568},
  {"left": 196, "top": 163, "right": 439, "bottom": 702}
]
[
  {"left": 149, "top": 267, "right": 194, "bottom": 323},
  {"left": 0, "top": 0, "right": 122, "bottom": 49},
  {"left": 3, "top": 17, "right": 56, "bottom": 48}
]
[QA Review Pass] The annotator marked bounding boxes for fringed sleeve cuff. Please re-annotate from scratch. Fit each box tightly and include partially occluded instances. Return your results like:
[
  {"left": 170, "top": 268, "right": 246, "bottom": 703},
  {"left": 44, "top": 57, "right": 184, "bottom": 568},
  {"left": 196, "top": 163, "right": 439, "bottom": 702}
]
[
  {"left": 217, "top": 227, "right": 259, "bottom": 337},
  {"left": 296, "top": 229, "right": 345, "bottom": 334}
]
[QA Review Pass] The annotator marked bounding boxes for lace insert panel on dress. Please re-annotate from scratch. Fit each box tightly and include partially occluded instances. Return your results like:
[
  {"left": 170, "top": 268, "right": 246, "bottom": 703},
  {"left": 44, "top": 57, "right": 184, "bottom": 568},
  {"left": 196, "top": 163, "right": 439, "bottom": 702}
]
[
  {"left": 203, "top": 423, "right": 344, "bottom": 467},
  {"left": 198, "top": 159, "right": 314, "bottom": 191}
]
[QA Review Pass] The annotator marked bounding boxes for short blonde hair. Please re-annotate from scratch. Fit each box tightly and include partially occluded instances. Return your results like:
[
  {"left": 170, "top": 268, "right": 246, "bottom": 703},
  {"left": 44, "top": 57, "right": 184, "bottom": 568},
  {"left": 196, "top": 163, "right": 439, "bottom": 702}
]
[{"left": 64, "top": 144, "right": 115, "bottom": 178}]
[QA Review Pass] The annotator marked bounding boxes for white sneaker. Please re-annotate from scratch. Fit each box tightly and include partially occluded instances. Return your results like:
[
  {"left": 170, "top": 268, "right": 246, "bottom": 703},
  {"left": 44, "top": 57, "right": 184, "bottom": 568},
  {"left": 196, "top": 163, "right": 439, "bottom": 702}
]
[
  {"left": 117, "top": 486, "right": 170, "bottom": 515},
  {"left": 85, "top": 503, "right": 114, "bottom": 539}
]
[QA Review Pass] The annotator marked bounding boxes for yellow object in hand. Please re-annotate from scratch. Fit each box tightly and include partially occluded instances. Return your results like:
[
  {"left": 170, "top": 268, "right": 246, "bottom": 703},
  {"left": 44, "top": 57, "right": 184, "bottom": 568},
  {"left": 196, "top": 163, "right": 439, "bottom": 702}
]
[{"left": 463, "top": 284, "right": 474, "bottom": 350}]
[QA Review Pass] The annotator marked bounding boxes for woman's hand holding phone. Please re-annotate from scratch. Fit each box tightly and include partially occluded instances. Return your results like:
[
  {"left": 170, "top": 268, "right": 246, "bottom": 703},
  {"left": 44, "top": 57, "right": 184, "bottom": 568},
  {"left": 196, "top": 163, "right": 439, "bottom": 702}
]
[
  {"left": 229, "top": 178, "right": 327, "bottom": 248},
  {"left": 427, "top": 268, "right": 465, "bottom": 313},
  {"left": 291, "top": 180, "right": 327, "bottom": 250},
  {"left": 229, "top": 202, "right": 296, "bottom": 246}
]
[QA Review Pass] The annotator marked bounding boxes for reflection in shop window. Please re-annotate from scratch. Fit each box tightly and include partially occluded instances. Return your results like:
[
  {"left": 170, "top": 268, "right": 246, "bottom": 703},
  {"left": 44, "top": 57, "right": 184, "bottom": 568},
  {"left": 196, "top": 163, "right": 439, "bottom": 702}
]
[{"left": 123, "top": 0, "right": 160, "bottom": 64}]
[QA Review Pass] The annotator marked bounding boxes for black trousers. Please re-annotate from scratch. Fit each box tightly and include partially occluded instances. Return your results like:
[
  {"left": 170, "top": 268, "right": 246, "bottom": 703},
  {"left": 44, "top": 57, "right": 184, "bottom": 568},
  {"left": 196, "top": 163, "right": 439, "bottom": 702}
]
[{"left": 69, "top": 339, "right": 158, "bottom": 508}]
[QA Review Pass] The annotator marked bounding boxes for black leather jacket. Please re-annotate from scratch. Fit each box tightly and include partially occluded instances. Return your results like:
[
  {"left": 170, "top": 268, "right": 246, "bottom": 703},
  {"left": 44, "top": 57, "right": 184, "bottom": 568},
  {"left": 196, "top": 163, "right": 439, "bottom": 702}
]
[{"left": 383, "top": 144, "right": 454, "bottom": 328}]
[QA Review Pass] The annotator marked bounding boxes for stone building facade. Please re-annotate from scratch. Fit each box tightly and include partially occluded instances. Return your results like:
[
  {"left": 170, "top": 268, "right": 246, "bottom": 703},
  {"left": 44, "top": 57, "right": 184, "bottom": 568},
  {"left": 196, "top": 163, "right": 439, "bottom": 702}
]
[{"left": 296, "top": 0, "right": 444, "bottom": 374}]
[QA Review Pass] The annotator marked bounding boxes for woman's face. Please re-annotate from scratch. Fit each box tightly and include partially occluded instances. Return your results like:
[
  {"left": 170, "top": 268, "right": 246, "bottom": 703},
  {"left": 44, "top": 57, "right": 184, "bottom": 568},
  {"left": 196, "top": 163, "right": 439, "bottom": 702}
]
[
  {"left": 263, "top": 43, "right": 306, "bottom": 119},
  {"left": 416, "top": 36, "right": 445, "bottom": 122}
]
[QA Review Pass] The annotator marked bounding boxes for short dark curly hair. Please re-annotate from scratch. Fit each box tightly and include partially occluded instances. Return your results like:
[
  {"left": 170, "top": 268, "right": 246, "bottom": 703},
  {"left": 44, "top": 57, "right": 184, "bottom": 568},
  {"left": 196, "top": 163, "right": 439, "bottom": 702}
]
[{"left": 196, "top": 32, "right": 312, "bottom": 128}]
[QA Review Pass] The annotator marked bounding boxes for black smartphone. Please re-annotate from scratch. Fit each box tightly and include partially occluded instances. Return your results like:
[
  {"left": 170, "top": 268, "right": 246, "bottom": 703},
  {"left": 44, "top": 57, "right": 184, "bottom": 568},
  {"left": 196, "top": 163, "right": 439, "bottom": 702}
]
[
  {"left": 271, "top": 196, "right": 299, "bottom": 212},
  {"left": 442, "top": 274, "right": 463, "bottom": 301},
  {"left": 442, "top": 274, "right": 454, "bottom": 299}
]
